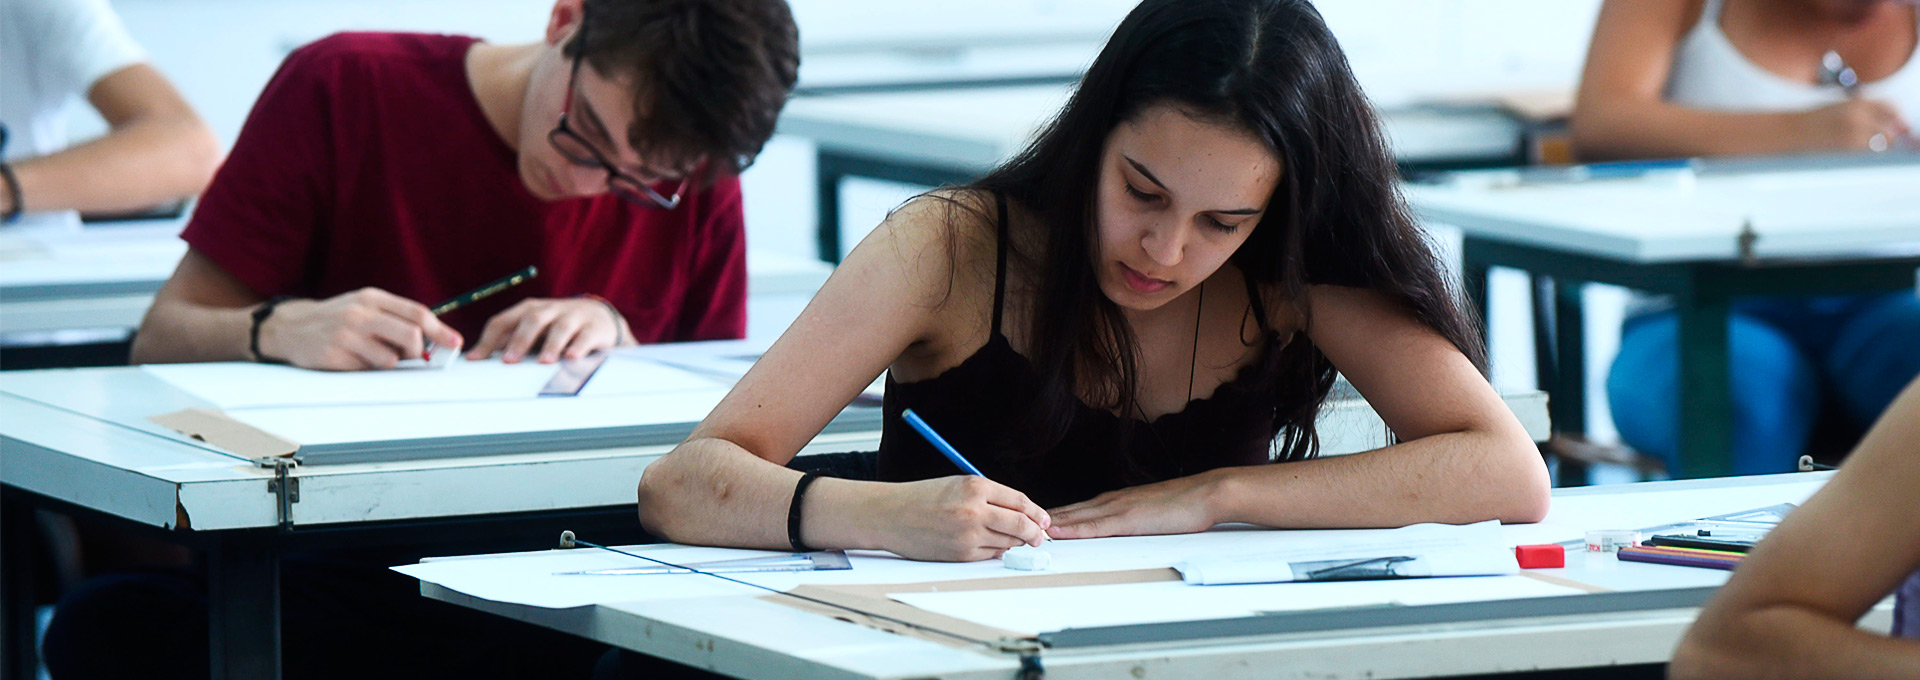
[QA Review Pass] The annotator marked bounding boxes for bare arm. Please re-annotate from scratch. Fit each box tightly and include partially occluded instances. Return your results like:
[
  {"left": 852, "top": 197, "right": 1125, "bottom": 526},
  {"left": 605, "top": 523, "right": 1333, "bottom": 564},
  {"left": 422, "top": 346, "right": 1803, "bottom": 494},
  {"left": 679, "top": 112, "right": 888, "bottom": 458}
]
[
  {"left": 1570, "top": 0, "right": 1908, "bottom": 160},
  {"left": 1671, "top": 378, "right": 1920, "bottom": 680},
  {"left": 3, "top": 64, "right": 221, "bottom": 216},
  {"left": 1048, "top": 285, "right": 1549, "bottom": 538},
  {"left": 132, "top": 249, "right": 461, "bottom": 370},
  {"left": 638, "top": 195, "right": 1050, "bottom": 561}
]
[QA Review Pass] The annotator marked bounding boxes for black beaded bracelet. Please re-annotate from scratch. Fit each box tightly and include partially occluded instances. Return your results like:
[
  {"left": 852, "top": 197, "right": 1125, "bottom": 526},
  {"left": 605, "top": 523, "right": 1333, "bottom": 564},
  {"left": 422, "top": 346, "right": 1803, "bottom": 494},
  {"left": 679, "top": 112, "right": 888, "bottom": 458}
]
[
  {"left": 787, "top": 472, "right": 821, "bottom": 552},
  {"left": 0, "top": 162, "right": 23, "bottom": 224},
  {"left": 249, "top": 295, "right": 294, "bottom": 363}
]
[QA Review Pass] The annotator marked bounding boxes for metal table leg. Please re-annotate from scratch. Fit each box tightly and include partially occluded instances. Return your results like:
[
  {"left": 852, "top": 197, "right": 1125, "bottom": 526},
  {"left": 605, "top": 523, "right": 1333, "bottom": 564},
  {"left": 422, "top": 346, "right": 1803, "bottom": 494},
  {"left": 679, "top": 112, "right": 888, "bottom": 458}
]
[
  {"left": 2, "top": 494, "right": 39, "bottom": 680},
  {"left": 1461, "top": 242, "right": 1492, "bottom": 351},
  {"left": 812, "top": 149, "right": 983, "bottom": 265},
  {"left": 1676, "top": 275, "right": 1735, "bottom": 478},
  {"left": 1551, "top": 278, "right": 1588, "bottom": 438},
  {"left": 816, "top": 152, "right": 850, "bottom": 264},
  {"left": 209, "top": 530, "right": 280, "bottom": 680}
]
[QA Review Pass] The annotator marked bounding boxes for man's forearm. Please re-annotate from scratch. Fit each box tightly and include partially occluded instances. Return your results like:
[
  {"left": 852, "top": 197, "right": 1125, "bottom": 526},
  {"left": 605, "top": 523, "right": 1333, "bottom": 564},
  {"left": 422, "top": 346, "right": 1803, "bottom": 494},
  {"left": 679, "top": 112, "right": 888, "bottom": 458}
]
[{"left": 130, "top": 300, "right": 258, "bottom": 365}]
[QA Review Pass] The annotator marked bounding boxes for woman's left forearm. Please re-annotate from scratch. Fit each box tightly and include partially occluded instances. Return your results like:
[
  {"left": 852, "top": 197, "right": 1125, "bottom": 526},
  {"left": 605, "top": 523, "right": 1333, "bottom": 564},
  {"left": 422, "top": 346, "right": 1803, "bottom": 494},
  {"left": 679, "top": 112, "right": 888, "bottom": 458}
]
[{"left": 1205, "top": 428, "right": 1550, "bottom": 528}]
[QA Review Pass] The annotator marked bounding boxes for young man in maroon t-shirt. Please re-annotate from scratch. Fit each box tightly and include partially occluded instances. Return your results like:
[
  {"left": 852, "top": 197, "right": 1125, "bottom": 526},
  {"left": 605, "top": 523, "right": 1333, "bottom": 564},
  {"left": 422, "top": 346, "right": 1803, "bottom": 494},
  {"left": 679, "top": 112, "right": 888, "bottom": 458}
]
[{"left": 131, "top": 0, "right": 798, "bottom": 371}]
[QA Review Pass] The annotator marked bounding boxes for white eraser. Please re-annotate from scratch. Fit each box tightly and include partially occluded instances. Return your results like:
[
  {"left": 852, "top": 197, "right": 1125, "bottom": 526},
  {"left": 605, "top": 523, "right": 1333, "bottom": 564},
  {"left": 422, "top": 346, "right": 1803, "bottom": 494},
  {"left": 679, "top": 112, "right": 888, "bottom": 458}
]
[
  {"left": 423, "top": 342, "right": 458, "bottom": 369},
  {"left": 1002, "top": 545, "right": 1052, "bottom": 571}
]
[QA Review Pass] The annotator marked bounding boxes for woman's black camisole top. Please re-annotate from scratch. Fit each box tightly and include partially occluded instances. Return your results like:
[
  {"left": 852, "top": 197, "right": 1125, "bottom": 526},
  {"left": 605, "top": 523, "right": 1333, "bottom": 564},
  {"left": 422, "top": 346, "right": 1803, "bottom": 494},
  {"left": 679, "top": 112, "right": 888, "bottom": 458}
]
[{"left": 877, "top": 193, "right": 1288, "bottom": 509}]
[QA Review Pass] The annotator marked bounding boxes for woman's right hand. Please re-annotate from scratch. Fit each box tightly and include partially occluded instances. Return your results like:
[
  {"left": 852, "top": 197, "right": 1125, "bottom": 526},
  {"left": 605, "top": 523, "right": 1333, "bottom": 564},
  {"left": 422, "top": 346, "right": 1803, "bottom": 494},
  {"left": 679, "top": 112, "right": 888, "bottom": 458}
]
[
  {"left": 1799, "top": 99, "right": 1911, "bottom": 152},
  {"left": 873, "top": 476, "right": 1051, "bottom": 562}
]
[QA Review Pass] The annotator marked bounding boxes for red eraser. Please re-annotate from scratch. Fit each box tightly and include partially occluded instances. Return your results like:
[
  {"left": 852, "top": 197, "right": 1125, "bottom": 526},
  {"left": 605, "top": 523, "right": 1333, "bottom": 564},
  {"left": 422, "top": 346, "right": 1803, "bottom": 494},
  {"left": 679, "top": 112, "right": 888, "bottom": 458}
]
[{"left": 1514, "top": 544, "right": 1565, "bottom": 569}]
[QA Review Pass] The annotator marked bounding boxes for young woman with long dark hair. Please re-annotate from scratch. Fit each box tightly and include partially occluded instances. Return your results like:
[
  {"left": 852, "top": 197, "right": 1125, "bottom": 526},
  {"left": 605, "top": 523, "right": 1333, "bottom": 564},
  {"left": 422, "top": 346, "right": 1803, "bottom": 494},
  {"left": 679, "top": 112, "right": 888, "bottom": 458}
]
[{"left": 637, "top": 0, "right": 1550, "bottom": 561}]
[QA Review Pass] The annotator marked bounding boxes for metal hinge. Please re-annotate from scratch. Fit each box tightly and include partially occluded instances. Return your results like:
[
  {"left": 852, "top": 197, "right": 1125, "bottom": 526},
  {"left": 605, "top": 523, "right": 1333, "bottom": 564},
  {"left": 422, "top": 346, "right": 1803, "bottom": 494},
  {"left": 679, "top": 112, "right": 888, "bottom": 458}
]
[
  {"left": 994, "top": 638, "right": 1046, "bottom": 680},
  {"left": 1736, "top": 219, "right": 1759, "bottom": 266},
  {"left": 258, "top": 457, "right": 300, "bottom": 531}
]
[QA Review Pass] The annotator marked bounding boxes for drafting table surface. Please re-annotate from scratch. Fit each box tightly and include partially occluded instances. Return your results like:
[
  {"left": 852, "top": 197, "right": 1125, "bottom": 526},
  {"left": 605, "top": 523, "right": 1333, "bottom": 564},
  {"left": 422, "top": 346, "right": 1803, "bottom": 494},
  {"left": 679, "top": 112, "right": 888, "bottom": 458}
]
[
  {"left": 780, "top": 83, "right": 1526, "bottom": 170},
  {"left": 0, "top": 220, "right": 829, "bottom": 338},
  {"left": 417, "top": 473, "right": 1884, "bottom": 680},
  {"left": 1406, "top": 160, "right": 1920, "bottom": 263},
  {"left": 0, "top": 219, "right": 186, "bottom": 335},
  {"left": 0, "top": 354, "right": 1540, "bottom": 679},
  {"left": 1, "top": 363, "right": 1543, "bottom": 531},
  {"left": 1414, "top": 156, "right": 1920, "bottom": 479}
]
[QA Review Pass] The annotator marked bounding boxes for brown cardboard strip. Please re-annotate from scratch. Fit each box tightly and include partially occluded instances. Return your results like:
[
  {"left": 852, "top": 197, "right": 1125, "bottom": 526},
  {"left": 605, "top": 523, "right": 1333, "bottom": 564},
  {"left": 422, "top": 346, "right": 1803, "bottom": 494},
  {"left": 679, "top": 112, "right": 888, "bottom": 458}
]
[
  {"left": 1520, "top": 570, "right": 1613, "bottom": 594},
  {"left": 760, "top": 568, "right": 1181, "bottom": 647},
  {"left": 150, "top": 408, "right": 299, "bottom": 459}
]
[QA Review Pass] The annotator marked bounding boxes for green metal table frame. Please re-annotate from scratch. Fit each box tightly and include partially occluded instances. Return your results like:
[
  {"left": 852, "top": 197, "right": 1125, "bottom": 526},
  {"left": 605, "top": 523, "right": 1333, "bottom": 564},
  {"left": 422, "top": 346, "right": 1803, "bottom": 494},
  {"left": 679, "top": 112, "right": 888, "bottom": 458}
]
[
  {"left": 1462, "top": 235, "right": 1920, "bottom": 478},
  {"left": 814, "top": 150, "right": 979, "bottom": 263}
]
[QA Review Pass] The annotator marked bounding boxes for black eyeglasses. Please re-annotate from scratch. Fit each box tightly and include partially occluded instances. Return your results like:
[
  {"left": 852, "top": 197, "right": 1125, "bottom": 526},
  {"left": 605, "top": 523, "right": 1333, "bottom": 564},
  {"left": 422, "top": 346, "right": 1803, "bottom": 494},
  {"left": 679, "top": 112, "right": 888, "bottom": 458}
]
[{"left": 548, "top": 14, "right": 685, "bottom": 210}]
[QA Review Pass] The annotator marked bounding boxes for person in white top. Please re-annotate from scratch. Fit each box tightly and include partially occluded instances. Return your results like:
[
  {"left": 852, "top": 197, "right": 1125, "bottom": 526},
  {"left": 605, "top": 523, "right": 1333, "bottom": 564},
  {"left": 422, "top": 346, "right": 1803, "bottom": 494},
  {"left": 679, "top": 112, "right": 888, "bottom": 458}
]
[
  {"left": 1567, "top": 0, "right": 1920, "bottom": 478},
  {"left": 1573, "top": 0, "right": 1917, "bottom": 158},
  {"left": 0, "top": 0, "right": 221, "bottom": 231}
]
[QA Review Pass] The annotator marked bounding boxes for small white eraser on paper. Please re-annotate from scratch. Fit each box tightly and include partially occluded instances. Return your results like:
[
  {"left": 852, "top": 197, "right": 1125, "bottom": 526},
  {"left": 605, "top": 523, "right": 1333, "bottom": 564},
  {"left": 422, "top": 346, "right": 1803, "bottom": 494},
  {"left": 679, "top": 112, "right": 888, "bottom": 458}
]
[
  {"left": 423, "top": 342, "right": 458, "bottom": 369},
  {"left": 1002, "top": 545, "right": 1052, "bottom": 571}
]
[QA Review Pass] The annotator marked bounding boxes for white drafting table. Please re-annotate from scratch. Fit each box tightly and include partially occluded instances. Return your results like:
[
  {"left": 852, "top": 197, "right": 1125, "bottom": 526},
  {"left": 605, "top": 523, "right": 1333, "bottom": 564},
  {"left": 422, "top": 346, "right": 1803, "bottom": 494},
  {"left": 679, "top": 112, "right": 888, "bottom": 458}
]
[
  {"left": 778, "top": 83, "right": 1525, "bottom": 262},
  {"left": 0, "top": 355, "right": 1543, "bottom": 680},
  {"left": 0, "top": 349, "right": 1545, "bottom": 680},
  {"left": 0, "top": 218, "right": 187, "bottom": 338},
  {"left": 0, "top": 213, "right": 829, "bottom": 353},
  {"left": 1405, "top": 155, "right": 1920, "bottom": 480},
  {"left": 413, "top": 473, "right": 1878, "bottom": 680}
]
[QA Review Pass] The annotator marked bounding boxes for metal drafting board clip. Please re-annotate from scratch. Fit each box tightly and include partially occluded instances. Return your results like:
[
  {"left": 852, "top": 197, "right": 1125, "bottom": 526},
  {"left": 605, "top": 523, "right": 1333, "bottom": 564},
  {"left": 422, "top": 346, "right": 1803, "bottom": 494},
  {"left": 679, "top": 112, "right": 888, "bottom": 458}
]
[
  {"left": 555, "top": 550, "right": 852, "bottom": 576},
  {"left": 1736, "top": 218, "right": 1759, "bottom": 266},
  {"left": 255, "top": 456, "right": 300, "bottom": 531},
  {"left": 992, "top": 638, "right": 1047, "bottom": 680}
]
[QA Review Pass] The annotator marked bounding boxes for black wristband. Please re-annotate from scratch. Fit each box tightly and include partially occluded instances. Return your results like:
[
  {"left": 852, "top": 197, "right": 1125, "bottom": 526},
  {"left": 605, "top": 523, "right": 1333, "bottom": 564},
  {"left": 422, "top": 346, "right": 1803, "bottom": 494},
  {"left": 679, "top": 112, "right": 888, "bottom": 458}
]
[
  {"left": 250, "top": 295, "right": 294, "bottom": 364},
  {"left": 787, "top": 472, "right": 821, "bottom": 552},
  {"left": 0, "top": 162, "right": 22, "bottom": 223}
]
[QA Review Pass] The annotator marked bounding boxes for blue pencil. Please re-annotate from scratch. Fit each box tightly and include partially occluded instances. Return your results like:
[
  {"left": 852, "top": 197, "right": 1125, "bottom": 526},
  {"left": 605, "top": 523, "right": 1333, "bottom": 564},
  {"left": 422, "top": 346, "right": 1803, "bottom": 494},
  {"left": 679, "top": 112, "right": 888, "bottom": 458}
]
[{"left": 901, "top": 409, "right": 985, "bottom": 476}]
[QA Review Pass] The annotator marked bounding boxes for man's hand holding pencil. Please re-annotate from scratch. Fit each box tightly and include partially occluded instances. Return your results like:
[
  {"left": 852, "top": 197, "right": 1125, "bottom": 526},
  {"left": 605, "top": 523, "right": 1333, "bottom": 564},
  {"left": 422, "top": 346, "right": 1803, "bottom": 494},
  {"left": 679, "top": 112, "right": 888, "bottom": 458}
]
[{"left": 256, "top": 287, "right": 464, "bottom": 371}]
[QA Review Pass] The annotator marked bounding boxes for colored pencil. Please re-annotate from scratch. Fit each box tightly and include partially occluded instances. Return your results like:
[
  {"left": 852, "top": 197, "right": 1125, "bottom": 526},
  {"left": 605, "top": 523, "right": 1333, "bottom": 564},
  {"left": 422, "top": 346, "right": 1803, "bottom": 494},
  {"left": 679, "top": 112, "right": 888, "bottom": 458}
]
[{"left": 1616, "top": 547, "right": 1741, "bottom": 571}]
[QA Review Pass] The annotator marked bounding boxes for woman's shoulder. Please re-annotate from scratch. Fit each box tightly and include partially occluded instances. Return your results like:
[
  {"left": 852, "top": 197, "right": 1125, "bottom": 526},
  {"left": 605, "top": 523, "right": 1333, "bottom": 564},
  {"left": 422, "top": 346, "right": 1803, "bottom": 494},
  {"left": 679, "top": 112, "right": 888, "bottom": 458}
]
[
  {"left": 1243, "top": 275, "right": 1308, "bottom": 337},
  {"left": 844, "top": 188, "right": 1004, "bottom": 320},
  {"left": 868, "top": 189, "right": 1000, "bottom": 265}
]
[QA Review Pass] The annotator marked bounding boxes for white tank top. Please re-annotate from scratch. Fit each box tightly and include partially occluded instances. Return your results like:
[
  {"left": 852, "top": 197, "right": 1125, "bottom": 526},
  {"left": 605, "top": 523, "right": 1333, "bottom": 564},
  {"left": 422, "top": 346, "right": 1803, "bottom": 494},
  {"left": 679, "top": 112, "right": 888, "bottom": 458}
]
[{"left": 1665, "top": 0, "right": 1920, "bottom": 115}]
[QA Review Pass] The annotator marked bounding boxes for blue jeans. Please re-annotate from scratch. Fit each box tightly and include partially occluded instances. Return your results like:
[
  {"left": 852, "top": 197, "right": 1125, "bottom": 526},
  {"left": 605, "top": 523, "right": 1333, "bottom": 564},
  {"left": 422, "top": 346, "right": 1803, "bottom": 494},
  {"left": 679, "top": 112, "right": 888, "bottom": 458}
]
[{"left": 1606, "top": 292, "right": 1920, "bottom": 476}]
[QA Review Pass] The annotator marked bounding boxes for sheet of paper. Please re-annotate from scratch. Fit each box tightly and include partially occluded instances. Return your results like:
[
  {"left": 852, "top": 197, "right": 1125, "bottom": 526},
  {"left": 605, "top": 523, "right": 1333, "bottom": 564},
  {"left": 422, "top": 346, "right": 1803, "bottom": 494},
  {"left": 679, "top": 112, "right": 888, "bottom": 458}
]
[
  {"left": 889, "top": 575, "right": 1586, "bottom": 636},
  {"left": 613, "top": 340, "right": 886, "bottom": 399},
  {"left": 395, "top": 544, "right": 1044, "bottom": 609},
  {"left": 1174, "top": 521, "right": 1516, "bottom": 584},
  {"left": 397, "top": 523, "right": 1547, "bottom": 610},
  {"left": 1499, "top": 479, "right": 1824, "bottom": 547},
  {"left": 143, "top": 355, "right": 726, "bottom": 410},
  {"left": 227, "top": 388, "right": 736, "bottom": 446}
]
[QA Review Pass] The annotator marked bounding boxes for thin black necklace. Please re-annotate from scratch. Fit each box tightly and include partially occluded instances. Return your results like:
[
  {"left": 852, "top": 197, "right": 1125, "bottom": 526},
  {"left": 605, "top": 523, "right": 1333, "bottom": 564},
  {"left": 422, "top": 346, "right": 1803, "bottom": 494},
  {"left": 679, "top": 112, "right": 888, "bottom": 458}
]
[{"left": 1134, "top": 280, "right": 1202, "bottom": 473}]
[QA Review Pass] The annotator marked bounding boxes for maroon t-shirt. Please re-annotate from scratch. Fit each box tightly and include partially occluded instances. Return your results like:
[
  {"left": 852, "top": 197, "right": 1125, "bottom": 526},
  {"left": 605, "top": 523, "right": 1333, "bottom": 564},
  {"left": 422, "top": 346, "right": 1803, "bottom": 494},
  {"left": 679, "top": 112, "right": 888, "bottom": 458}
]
[{"left": 185, "top": 32, "right": 746, "bottom": 343}]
